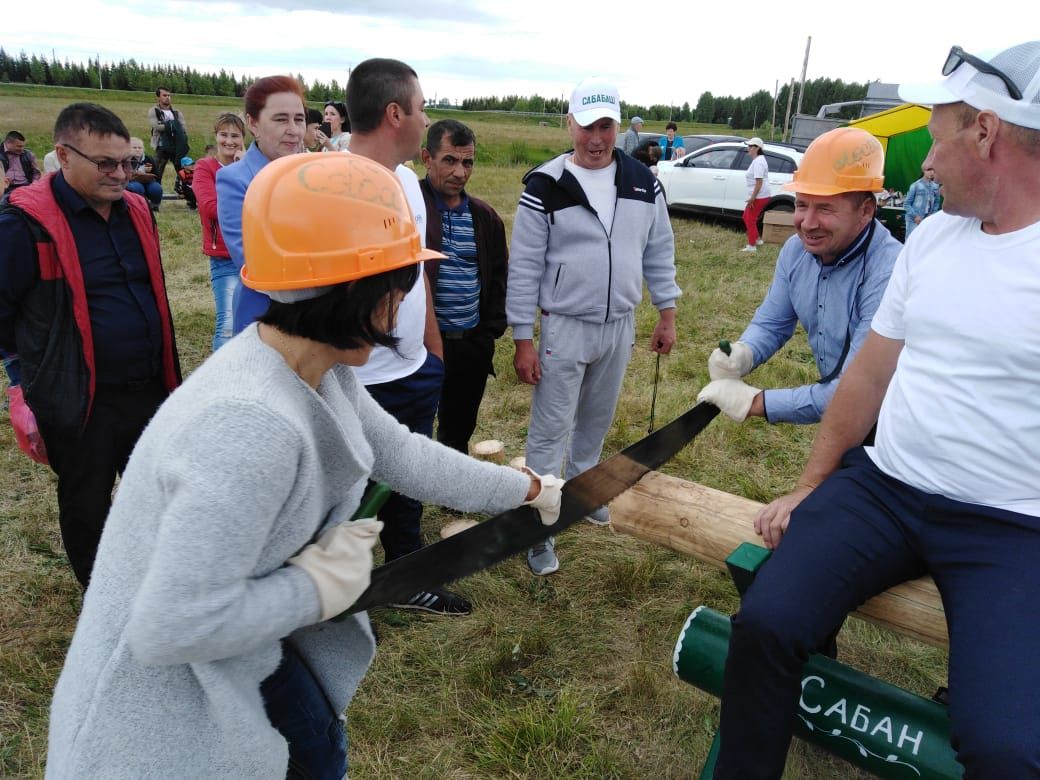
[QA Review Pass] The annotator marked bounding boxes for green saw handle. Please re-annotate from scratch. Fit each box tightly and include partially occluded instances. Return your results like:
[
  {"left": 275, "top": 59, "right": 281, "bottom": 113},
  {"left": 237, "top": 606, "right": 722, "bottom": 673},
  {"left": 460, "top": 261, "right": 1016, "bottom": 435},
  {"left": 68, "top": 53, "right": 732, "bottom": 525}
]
[
  {"left": 718, "top": 340, "right": 732, "bottom": 356},
  {"left": 352, "top": 482, "right": 392, "bottom": 521}
]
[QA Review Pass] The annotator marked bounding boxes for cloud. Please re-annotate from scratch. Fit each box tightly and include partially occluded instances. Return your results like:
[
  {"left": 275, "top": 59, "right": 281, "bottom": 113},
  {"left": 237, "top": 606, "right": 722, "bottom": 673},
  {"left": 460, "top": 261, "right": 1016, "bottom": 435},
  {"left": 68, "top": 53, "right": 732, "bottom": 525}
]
[{"left": 174, "top": 0, "right": 501, "bottom": 23}]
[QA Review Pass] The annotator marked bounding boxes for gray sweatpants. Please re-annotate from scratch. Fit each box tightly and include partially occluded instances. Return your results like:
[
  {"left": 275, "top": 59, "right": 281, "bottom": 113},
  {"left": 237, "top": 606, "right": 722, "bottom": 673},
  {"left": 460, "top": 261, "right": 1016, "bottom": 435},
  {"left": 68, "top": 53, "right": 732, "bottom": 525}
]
[{"left": 525, "top": 311, "right": 635, "bottom": 479}]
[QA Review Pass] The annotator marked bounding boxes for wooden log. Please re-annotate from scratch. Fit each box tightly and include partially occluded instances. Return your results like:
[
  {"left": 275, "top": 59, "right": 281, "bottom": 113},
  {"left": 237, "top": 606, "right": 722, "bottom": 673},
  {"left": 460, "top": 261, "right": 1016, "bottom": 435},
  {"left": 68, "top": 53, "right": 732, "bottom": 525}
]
[
  {"left": 509, "top": 456, "right": 527, "bottom": 472},
  {"left": 470, "top": 440, "right": 505, "bottom": 463},
  {"left": 610, "top": 471, "right": 948, "bottom": 649}
]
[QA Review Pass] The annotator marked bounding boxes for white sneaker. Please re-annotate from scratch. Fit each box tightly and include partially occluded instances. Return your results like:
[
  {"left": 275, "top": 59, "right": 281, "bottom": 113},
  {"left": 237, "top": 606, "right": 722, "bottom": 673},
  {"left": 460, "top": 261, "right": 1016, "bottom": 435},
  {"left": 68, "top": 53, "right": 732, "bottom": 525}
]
[
  {"left": 585, "top": 506, "right": 610, "bottom": 526},
  {"left": 755, "top": 239, "right": 764, "bottom": 246},
  {"left": 740, "top": 245, "right": 757, "bottom": 253}
]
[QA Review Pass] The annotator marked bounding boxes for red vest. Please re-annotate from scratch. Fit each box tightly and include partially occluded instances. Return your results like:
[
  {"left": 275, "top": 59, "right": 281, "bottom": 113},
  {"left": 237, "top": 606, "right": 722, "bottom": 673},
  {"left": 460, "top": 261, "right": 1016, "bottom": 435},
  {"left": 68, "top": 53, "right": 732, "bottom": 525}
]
[{"left": 9, "top": 174, "right": 180, "bottom": 431}]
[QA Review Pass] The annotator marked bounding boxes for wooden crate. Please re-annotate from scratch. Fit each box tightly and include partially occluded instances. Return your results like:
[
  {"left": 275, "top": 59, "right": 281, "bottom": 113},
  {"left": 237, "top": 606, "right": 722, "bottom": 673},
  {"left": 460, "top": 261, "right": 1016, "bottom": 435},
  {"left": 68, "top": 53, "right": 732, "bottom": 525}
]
[{"left": 762, "top": 210, "right": 796, "bottom": 245}]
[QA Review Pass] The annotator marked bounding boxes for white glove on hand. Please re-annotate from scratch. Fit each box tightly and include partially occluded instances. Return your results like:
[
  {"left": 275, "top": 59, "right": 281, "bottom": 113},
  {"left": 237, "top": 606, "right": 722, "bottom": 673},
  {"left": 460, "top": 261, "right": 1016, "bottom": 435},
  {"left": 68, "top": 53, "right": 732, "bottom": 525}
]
[
  {"left": 522, "top": 468, "right": 565, "bottom": 526},
  {"left": 289, "top": 518, "right": 383, "bottom": 620},
  {"left": 697, "top": 379, "right": 761, "bottom": 422},
  {"left": 707, "top": 341, "right": 754, "bottom": 380}
]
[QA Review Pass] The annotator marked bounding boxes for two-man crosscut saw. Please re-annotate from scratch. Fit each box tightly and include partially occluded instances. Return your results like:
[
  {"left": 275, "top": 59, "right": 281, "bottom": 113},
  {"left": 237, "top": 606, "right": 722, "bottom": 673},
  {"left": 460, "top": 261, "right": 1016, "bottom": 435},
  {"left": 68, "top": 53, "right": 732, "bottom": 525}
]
[{"left": 339, "top": 401, "right": 720, "bottom": 616}]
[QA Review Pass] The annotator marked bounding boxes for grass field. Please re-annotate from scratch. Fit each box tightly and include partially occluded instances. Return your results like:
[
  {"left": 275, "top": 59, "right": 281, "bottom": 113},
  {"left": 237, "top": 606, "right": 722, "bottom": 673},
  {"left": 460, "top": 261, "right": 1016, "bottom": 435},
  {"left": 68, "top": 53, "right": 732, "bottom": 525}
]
[{"left": 0, "top": 85, "right": 946, "bottom": 779}]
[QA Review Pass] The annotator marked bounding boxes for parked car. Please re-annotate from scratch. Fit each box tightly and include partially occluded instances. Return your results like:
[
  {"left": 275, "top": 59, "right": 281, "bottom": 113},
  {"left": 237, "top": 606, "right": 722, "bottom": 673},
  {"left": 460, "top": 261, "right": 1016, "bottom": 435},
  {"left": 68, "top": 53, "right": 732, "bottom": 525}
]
[
  {"left": 615, "top": 132, "right": 744, "bottom": 153},
  {"left": 655, "top": 141, "right": 803, "bottom": 224}
]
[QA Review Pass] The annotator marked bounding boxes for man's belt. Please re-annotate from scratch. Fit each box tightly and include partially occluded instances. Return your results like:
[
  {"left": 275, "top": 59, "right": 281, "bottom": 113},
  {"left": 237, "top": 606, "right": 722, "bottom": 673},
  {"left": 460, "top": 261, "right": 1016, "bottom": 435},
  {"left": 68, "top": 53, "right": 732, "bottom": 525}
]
[{"left": 342, "top": 401, "right": 720, "bottom": 615}]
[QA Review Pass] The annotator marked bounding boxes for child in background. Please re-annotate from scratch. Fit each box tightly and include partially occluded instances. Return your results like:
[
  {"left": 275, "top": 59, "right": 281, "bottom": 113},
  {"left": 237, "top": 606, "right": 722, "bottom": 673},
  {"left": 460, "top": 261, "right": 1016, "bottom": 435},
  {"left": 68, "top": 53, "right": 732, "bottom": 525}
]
[{"left": 177, "top": 156, "right": 197, "bottom": 210}]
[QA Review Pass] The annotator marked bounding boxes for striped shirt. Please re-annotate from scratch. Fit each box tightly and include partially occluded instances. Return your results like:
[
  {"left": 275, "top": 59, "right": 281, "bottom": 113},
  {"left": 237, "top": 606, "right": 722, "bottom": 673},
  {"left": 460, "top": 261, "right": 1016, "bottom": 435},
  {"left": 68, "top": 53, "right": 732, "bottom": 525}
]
[{"left": 432, "top": 191, "right": 480, "bottom": 331}]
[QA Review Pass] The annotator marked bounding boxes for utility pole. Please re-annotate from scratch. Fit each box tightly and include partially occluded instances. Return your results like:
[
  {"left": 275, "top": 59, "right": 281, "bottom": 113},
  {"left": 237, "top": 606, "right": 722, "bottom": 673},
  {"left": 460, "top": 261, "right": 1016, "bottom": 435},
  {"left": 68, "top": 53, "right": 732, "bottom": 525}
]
[
  {"left": 771, "top": 79, "right": 779, "bottom": 140},
  {"left": 795, "top": 35, "right": 811, "bottom": 117},
  {"left": 97, "top": 54, "right": 103, "bottom": 90},
  {"left": 783, "top": 77, "right": 795, "bottom": 143}
]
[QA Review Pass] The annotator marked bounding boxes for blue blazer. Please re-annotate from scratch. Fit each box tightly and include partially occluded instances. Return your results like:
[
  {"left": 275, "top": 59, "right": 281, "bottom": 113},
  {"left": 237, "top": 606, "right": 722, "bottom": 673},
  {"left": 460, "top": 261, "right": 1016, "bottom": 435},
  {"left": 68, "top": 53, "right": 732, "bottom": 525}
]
[{"left": 217, "top": 143, "right": 272, "bottom": 334}]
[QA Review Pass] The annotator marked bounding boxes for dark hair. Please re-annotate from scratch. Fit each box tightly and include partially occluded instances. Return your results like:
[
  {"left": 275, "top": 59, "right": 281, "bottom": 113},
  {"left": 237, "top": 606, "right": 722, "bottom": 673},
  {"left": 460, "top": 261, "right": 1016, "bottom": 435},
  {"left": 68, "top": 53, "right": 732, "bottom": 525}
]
[
  {"left": 306, "top": 107, "right": 323, "bottom": 125},
  {"left": 244, "top": 76, "right": 305, "bottom": 121},
  {"left": 257, "top": 263, "right": 420, "bottom": 350},
  {"left": 425, "top": 119, "right": 475, "bottom": 154},
  {"left": 5, "top": 130, "right": 26, "bottom": 143},
  {"left": 155, "top": 86, "right": 170, "bottom": 96},
  {"left": 53, "top": 103, "right": 130, "bottom": 144},
  {"left": 346, "top": 58, "right": 419, "bottom": 134},
  {"left": 213, "top": 112, "right": 245, "bottom": 135},
  {"left": 665, "top": 121, "right": 678, "bottom": 132}
]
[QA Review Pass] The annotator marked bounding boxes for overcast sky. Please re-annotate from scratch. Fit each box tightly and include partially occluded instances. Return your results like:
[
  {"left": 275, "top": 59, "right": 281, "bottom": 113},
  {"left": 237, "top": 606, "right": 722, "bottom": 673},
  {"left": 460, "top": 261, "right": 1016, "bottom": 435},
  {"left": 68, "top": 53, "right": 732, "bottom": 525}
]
[{"left": 6, "top": 1, "right": 1026, "bottom": 108}]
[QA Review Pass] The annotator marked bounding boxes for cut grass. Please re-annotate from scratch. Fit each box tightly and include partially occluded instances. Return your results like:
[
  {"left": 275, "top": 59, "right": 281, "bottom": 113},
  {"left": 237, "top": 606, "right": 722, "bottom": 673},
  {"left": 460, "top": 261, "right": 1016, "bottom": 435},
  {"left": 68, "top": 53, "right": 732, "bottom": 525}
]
[{"left": 0, "top": 87, "right": 944, "bottom": 779}]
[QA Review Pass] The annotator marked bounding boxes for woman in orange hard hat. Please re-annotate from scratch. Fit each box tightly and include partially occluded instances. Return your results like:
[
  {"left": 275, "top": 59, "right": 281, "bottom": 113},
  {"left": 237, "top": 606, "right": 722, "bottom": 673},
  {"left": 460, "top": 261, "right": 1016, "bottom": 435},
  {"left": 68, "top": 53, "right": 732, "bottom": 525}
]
[{"left": 47, "top": 153, "right": 564, "bottom": 780}]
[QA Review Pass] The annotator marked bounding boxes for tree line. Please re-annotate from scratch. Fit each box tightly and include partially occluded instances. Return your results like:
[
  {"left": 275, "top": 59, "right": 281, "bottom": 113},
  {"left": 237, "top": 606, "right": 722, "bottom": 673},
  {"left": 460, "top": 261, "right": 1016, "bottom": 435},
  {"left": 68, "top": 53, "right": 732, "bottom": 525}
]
[{"left": 2, "top": 49, "right": 868, "bottom": 129}]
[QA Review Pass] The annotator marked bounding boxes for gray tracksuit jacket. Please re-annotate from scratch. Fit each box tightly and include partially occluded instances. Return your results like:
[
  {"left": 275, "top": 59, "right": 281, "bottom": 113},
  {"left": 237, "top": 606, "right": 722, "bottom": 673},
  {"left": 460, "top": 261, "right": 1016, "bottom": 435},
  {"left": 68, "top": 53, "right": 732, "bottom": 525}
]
[{"left": 507, "top": 150, "right": 680, "bottom": 341}]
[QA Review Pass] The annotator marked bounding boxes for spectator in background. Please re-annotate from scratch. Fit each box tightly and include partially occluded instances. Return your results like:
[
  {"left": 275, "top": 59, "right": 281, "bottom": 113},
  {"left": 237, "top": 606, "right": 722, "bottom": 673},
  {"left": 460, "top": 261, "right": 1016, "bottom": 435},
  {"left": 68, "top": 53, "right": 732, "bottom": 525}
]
[
  {"left": 147, "top": 87, "right": 189, "bottom": 190},
  {"left": 303, "top": 107, "right": 323, "bottom": 151},
  {"left": 217, "top": 76, "right": 307, "bottom": 334},
  {"left": 621, "top": 116, "right": 643, "bottom": 154},
  {"left": 0, "top": 103, "right": 181, "bottom": 587},
  {"left": 420, "top": 119, "right": 509, "bottom": 458},
  {"left": 43, "top": 149, "right": 60, "bottom": 173},
  {"left": 177, "top": 156, "right": 197, "bottom": 210},
  {"left": 204, "top": 144, "right": 217, "bottom": 159},
  {"left": 125, "top": 137, "right": 163, "bottom": 212},
  {"left": 193, "top": 112, "right": 246, "bottom": 351},
  {"left": 1, "top": 131, "right": 42, "bottom": 196},
  {"left": 659, "top": 121, "right": 685, "bottom": 160},
  {"left": 903, "top": 161, "right": 940, "bottom": 240},
  {"left": 739, "top": 137, "right": 771, "bottom": 253},
  {"left": 632, "top": 139, "right": 662, "bottom": 174},
  {"left": 317, "top": 100, "right": 351, "bottom": 151}
]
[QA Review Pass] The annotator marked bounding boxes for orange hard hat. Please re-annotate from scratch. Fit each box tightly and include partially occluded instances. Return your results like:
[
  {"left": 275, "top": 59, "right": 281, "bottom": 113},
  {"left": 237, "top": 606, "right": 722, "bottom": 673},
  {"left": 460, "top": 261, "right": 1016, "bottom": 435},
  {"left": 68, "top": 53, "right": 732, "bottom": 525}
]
[
  {"left": 783, "top": 127, "right": 885, "bottom": 196},
  {"left": 241, "top": 153, "right": 442, "bottom": 293}
]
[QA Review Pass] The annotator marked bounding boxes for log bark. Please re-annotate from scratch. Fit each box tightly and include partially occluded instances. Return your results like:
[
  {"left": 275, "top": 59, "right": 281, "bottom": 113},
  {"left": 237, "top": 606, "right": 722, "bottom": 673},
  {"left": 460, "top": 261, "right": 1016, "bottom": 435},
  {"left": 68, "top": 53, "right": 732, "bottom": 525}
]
[{"left": 610, "top": 471, "right": 948, "bottom": 649}]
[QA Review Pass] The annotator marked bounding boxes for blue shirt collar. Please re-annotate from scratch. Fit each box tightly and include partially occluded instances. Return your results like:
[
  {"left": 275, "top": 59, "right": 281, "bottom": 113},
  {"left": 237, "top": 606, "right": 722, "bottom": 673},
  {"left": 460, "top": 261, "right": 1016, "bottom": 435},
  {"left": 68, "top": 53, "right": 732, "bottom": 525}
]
[{"left": 426, "top": 177, "right": 469, "bottom": 215}]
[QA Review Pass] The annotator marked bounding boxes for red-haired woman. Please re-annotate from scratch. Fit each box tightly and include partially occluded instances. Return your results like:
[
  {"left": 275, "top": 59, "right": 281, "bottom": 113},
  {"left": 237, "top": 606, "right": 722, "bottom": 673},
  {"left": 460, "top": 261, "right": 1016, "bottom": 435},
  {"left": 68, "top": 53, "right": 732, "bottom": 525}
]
[
  {"left": 193, "top": 112, "right": 246, "bottom": 350},
  {"left": 217, "top": 75, "right": 306, "bottom": 334}
]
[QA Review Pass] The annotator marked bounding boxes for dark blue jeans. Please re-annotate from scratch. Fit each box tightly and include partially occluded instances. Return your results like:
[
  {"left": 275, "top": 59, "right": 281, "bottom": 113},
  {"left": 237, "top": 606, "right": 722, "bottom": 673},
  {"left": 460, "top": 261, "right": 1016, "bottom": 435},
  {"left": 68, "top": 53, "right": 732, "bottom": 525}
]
[
  {"left": 365, "top": 352, "right": 444, "bottom": 560},
  {"left": 715, "top": 447, "right": 1040, "bottom": 779},
  {"left": 261, "top": 641, "right": 347, "bottom": 780}
]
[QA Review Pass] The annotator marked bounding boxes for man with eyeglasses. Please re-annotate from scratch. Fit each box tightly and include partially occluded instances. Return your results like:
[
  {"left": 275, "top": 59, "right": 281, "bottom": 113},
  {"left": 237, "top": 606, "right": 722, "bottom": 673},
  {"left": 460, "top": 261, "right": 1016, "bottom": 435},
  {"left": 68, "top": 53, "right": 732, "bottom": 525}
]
[
  {"left": 0, "top": 102, "right": 181, "bottom": 589},
  {"left": 711, "top": 41, "right": 1040, "bottom": 778}
]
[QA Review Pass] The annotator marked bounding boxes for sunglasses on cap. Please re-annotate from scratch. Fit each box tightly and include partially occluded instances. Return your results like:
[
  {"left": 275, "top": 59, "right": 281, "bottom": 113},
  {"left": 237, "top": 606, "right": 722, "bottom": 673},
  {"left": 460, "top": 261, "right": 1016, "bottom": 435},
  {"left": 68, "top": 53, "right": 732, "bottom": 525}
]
[{"left": 942, "top": 45, "right": 1023, "bottom": 101}]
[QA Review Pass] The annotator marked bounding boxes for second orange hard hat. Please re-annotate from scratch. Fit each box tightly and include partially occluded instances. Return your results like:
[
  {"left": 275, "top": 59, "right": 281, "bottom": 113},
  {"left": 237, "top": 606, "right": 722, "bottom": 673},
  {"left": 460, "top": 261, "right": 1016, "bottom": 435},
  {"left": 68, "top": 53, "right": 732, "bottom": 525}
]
[{"left": 783, "top": 127, "right": 885, "bottom": 197}]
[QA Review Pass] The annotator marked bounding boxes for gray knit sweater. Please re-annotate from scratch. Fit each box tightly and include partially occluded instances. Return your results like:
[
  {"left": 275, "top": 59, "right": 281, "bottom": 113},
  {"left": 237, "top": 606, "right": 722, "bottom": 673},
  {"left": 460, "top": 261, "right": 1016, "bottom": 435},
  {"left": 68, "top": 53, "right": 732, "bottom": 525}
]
[{"left": 46, "top": 325, "right": 531, "bottom": 779}]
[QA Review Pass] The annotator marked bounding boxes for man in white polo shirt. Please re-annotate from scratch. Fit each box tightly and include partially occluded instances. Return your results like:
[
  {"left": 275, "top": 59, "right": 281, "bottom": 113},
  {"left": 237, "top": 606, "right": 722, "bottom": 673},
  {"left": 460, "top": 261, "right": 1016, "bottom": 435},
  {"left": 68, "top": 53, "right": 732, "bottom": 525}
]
[{"left": 712, "top": 40, "right": 1040, "bottom": 777}]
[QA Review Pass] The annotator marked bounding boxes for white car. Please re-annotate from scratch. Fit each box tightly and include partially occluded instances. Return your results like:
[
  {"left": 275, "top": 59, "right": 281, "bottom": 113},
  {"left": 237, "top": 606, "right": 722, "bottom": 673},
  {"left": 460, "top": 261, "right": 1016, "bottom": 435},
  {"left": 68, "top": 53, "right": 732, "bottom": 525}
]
[{"left": 656, "top": 141, "right": 803, "bottom": 223}]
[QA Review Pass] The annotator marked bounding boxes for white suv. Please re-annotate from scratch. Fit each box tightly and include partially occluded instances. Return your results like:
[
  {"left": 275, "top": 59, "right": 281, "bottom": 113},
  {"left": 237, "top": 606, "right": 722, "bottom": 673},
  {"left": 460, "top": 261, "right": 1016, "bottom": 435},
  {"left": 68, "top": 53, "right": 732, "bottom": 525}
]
[{"left": 656, "top": 141, "right": 803, "bottom": 223}]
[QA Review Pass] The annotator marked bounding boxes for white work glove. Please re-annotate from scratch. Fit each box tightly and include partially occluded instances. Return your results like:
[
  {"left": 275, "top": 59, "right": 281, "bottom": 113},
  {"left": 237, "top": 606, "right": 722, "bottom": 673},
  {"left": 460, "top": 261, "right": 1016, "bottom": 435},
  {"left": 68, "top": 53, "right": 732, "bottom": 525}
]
[
  {"left": 288, "top": 518, "right": 383, "bottom": 620},
  {"left": 522, "top": 468, "right": 565, "bottom": 526},
  {"left": 697, "top": 379, "right": 761, "bottom": 422},
  {"left": 707, "top": 341, "right": 754, "bottom": 380}
]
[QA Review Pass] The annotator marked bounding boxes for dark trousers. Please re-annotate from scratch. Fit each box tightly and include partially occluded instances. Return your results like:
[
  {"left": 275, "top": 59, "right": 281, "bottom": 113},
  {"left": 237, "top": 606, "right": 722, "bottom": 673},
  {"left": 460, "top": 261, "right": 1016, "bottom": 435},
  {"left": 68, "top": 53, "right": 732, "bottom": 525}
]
[
  {"left": 261, "top": 641, "right": 347, "bottom": 780},
  {"left": 715, "top": 447, "right": 1040, "bottom": 779},
  {"left": 365, "top": 352, "right": 444, "bottom": 561},
  {"left": 38, "top": 380, "right": 167, "bottom": 588},
  {"left": 153, "top": 148, "right": 181, "bottom": 191},
  {"left": 436, "top": 329, "right": 495, "bottom": 454}
]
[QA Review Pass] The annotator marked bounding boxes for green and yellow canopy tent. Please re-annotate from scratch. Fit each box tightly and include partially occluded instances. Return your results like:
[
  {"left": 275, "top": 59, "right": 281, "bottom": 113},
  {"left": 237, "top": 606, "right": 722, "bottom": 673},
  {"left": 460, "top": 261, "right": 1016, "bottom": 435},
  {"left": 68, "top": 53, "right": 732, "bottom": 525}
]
[{"left": 847, "top": 103, "right": 933, "bottom": 194}]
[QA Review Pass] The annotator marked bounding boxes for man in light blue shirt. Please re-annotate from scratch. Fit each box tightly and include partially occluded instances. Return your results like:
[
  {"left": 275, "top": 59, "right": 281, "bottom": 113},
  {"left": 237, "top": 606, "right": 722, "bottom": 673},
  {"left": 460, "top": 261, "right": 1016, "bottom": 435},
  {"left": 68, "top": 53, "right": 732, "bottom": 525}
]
[
  {"left": 698, "top": 127, "right": 902, "bottom": 425},
  {"left": 903, "top": 162, "right": 941, "bottom": 239}
]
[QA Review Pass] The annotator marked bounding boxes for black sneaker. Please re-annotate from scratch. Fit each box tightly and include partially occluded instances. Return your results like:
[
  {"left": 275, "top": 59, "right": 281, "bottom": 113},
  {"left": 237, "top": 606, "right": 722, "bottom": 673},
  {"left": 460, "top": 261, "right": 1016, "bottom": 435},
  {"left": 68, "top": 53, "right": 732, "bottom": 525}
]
[{"left": 390, "top": 588, "right": 472, "bottom": 615}]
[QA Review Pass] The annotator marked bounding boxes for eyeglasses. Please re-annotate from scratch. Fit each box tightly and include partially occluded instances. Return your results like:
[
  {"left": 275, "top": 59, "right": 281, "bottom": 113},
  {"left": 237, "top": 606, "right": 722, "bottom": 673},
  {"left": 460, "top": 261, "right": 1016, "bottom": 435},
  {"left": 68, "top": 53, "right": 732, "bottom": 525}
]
[
  {"left": 61, "top": 143, "right": 136, "bottom": 174},
  {"left": 942, "top": 45, "right": 1023, "bottom": 101}
]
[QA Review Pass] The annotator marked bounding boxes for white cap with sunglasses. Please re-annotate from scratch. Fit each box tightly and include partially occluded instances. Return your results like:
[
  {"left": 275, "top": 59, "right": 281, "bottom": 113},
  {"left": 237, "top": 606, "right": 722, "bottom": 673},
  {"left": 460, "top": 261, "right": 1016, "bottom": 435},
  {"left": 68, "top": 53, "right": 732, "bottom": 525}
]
[{"left": 899, "top": 41, "right": 1040, "bottom": 130}]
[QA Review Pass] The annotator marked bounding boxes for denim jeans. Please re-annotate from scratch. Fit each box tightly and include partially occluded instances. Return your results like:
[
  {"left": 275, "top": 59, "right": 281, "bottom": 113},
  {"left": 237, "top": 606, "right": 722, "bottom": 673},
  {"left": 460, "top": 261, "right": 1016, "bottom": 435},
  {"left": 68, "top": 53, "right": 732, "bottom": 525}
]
[
  {"left": 209, "top": 257, "right": 239, "bottom": 351},
  {"left": 126, "top": 180, "right": 164, "bottom": 208},
  {"left": 261, "top": 640, "right": 348, "bottom": 780}
]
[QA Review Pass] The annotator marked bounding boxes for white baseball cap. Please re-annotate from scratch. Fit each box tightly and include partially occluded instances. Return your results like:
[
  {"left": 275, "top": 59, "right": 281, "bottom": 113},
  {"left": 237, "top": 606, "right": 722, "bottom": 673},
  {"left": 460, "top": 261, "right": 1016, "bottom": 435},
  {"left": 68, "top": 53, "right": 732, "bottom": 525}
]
[
  {"left": 899, "top": 41, "right": 1040, "bottom": 130},
  {"left": 569, "top": 77, "right": 621, "bottom": 126},
  {"left": 745, "top": 137, "right": 764, "bottom": 148}
]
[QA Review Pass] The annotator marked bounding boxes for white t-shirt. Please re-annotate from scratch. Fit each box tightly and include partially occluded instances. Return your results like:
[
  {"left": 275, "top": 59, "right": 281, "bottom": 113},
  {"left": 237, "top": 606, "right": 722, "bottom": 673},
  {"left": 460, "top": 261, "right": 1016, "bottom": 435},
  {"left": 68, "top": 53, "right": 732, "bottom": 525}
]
[
  {"left": 565, "top": 158, "right": 617, "bottom": 234},
  {"left": 745, "top": 155, "right": 770, "bottom": 199},
  {"left": 353, "top": 163, "right": 428, "bottom": 385},
  {"left": 867, "top": 211, "right": 1040, "bottom": 517}
]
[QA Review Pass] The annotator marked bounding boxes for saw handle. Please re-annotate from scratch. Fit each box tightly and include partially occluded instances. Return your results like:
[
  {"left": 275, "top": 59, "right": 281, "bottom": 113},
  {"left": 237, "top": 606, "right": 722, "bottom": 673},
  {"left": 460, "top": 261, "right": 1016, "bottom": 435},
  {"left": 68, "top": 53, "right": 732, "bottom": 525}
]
[{"left": 719, "top": 340, "right": 731, "bottom": 356}]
